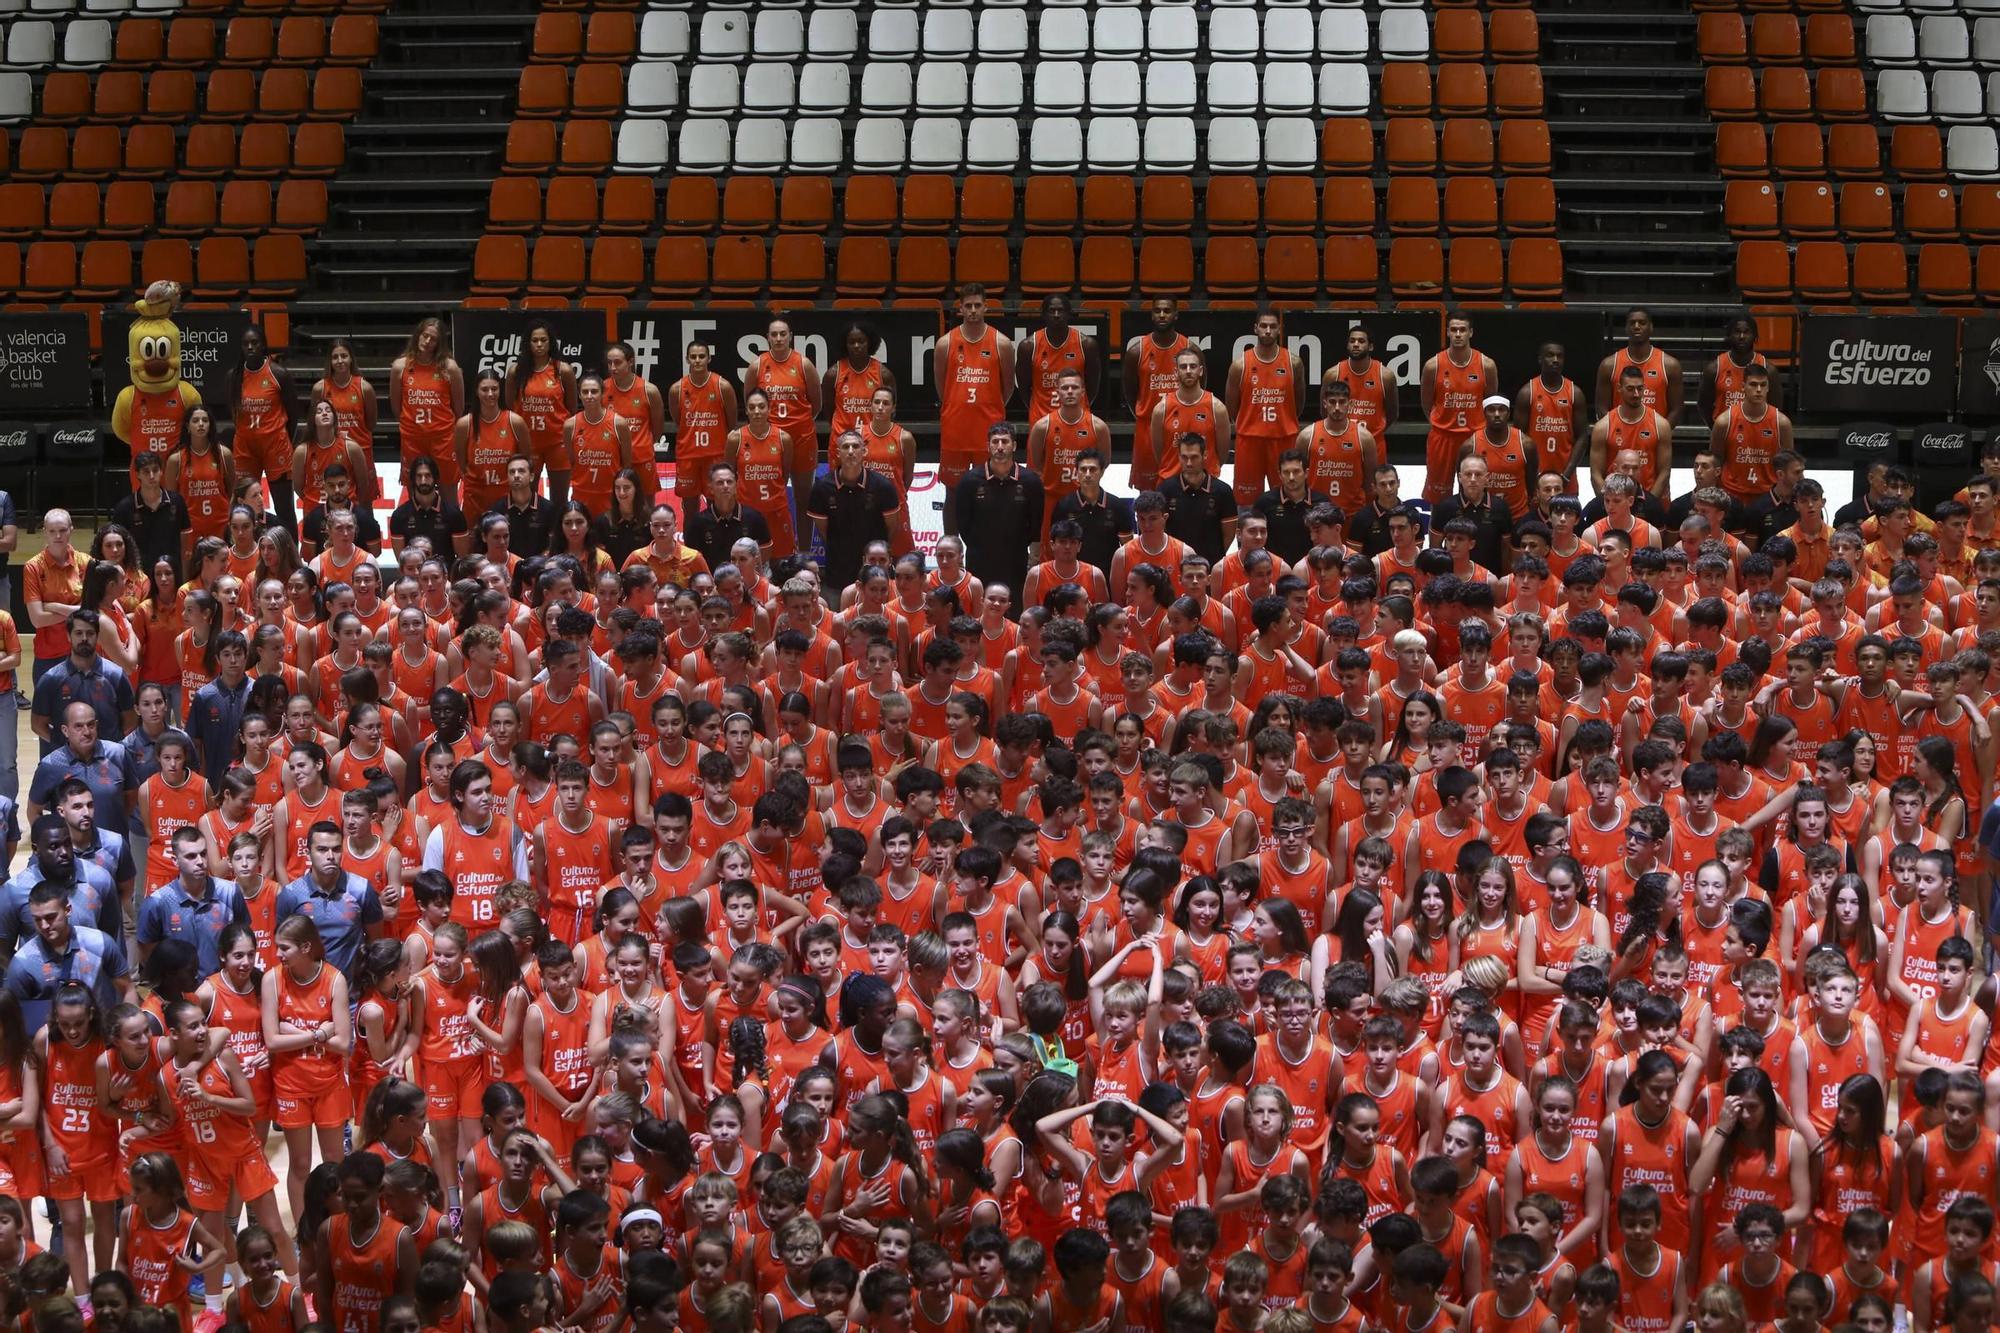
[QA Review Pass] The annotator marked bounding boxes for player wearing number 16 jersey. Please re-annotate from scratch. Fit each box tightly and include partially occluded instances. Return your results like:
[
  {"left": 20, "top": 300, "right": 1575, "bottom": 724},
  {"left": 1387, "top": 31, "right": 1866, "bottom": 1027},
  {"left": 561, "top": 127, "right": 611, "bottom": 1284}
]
[
  {"left": 1026, "top": 369, "right": 1111, "bottom": 544},
  {"left": 1227, "top": 310, "right": 1304, "bottom": 507},
  {"left": 935, "top": 284, "right": 1016, "bottom": 533},
  {"left": 668, "top": 342, "right": 738, "bottom": 506}
]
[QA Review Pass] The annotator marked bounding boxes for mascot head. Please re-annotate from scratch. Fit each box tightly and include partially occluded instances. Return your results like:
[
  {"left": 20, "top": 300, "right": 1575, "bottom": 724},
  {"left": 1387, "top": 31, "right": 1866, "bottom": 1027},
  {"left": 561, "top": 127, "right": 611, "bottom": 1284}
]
[{"left": 127, "top": 279, "right": 184, "bottom": 395}]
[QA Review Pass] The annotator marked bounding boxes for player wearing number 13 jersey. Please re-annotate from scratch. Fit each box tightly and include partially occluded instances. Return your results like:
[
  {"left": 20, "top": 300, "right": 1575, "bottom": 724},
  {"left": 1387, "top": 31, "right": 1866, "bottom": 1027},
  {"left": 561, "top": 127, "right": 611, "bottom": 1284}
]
[
  {"left": 1027, "top": 369, "right": 1111, "bottom": 544},
  {"left": 934, "top": 285, "right": 1016, "bottom": 510},
  {"left": 668, "top": 341, "right": 738, "bottom": 505},
  {"left": 504, "top": 323, "right": 577, "bottom": 495},
  {"left": 1227, "top": 310, "right": 1304, "bottom": 506}
]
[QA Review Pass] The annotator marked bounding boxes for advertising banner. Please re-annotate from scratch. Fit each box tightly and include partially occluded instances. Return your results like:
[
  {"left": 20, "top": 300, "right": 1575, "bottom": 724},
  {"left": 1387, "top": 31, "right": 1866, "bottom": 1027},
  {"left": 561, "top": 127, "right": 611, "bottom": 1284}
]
[
  {"left": 0, "top": 312, "right": 91, "bottom": 412},
  {"left": 450, "top": 308, "right": 605, "bottom": 383},
  {"left": 1959, "top": 317, "right": 2000, "bottom": 418},
  {"left": 102, "top": 307, "right": 252, "bottom": 407},
  {"left": 1801, "top": 316, "right": 1955, "bottom": 415},
  {"left": 615, "top": 309, "right": 942, "bottom": 415}
]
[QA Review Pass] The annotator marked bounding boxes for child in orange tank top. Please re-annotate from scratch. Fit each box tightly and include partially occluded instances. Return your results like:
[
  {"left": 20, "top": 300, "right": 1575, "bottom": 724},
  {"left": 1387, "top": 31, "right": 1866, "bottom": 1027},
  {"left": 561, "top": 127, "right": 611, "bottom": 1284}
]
[{"left": 119, "top": 1154, "right": 223, "bottom": 1333}]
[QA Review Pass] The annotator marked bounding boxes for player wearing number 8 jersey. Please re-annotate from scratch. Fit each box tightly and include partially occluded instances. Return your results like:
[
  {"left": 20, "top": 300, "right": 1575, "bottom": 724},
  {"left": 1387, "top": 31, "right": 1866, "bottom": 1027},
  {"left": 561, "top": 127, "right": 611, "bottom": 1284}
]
[
  {"left": 420, "top": 761, "right": 528, "bottom": 931},
  {"left": 1421, "top": 315, "right": 1498, "bottom": 505},
  {"left": 391, "top": 317, "right": 465, "bottom": 492},
  {"left": 1026, "top": 369, "right": 1111, "bottom": 545},
  {"left": 1295, "top": 377, "right": 1378, "bottom": 518},
  {"left": 668, "top": 341, "right": 738, "bottom": 506},
  {"left": 935, "top": 284, "right": 1016, "bottom": 533},
  {"left": 1227, "top": 310, "right": 1304, "bottom": 506},
  {"left": 504, "top": 322, "right": 577, "bottom": 505}
]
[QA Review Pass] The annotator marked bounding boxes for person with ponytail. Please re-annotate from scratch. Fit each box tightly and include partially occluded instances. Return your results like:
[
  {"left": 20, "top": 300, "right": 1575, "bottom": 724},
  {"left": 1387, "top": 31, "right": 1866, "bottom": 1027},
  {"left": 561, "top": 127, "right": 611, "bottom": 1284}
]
[
  {"left": 824, "top": 1092, "right": 933, "bottom": 1265},
  {"left": 1686, "top": 1067, "right": 1806, "bottom": 1281}
]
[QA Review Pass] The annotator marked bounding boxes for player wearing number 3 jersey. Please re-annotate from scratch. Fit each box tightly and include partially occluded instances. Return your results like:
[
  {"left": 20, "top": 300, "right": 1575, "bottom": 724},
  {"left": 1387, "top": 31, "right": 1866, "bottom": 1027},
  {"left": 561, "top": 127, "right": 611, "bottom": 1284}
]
[
  {"left": 1026, "top": 369, "right": 1111, "bottom": 545},
  {"left": 391, "top": 317, "right": 465, "bottom": 493},
  {"left": 668, "top": 341, "right": 738, "bottom": 507},
  {"left": 935, "top": 284, "right": 1015, "bottom": 535}
]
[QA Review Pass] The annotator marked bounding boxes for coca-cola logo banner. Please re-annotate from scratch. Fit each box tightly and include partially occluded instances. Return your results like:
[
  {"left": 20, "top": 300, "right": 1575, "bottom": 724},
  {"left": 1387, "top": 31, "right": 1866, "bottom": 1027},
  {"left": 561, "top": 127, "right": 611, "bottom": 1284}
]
[{"left": 1802, "top": 316, "right": 1954, "bottom": 416}]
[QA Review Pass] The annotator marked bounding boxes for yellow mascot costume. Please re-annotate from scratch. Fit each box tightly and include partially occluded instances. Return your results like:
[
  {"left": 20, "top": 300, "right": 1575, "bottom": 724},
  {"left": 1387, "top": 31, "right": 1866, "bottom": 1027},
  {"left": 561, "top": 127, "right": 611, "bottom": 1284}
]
[{"left": 109, "top": 279, "right": 202, "bottom": 475}]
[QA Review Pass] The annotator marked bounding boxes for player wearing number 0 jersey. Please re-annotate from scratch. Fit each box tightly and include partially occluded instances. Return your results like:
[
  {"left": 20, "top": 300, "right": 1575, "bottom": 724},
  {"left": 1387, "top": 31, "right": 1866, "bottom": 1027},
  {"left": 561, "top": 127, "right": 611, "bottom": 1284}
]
[
  {"left": 1124, "top": 297, "right": 1190, "bottom": 492},
  {"left": 1227, "top": 312, "right": 1304, "bottom": 506},
  {"left": 743, "top": 318, "right": 821, "bottom": 508},
  {"left": 935, "top": 285, "right": 1016, "bottom": 506},
  {"left": 391, "top": 317, "right": 464, "bottom": 491},
  {"left": 1515, "top": 345, "right": 1588, "bottom": 494},
  {"left": 1421, "top": 317, "right": 1498, "bottom": 505},
  {"left": 1027, "top": 372, "right": 1111, "bottom": 544},
  {"left": 669, "top": 342, "right": 737, "bottom": 504}
]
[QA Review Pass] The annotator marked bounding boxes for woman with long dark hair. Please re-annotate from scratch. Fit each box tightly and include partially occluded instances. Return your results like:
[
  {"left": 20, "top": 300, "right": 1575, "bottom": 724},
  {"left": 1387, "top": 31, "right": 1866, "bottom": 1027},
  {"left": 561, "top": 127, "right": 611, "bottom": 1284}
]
[
  {"left": 505, "top": 319, "right": 577, "bottom": 505},
  {"left": 1687, "top": 1067, "right": 1807, "bottom": 1279},
  {"left": 1806, "top": 1074, "right": 1896, "bottom": 1273},
  {"left": 389, "top": 316, "right": 464, "bottom": 492}
]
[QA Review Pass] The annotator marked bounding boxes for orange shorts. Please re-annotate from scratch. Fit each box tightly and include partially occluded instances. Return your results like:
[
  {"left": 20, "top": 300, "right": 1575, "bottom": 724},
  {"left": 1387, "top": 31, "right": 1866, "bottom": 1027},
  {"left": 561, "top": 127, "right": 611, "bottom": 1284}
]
[
  {"left": 403, "top": 439, "right": 459, "bottom": 491},
  {"left": 1423, "top": 427, "right": 1474, "bottom": 503},
  {"left": 786, "top": 431, "right": 819, "bottom": 480},
  {"left": 421, "top": 1056, "right": 488, "bottom": 1121},
  {"left": 1235, "top": 434, "right": 1287, "bottom": 505},
  {"left": 673, "top": 452, "right": 724, "bottom": 501},
  {"left": 45, "top": 1153, "right": 123, "bottom": 1203},
  {"left": 186, "top": 1147, "right": 278, "bottom": 1211},
  {"left": 749, "top": 500, "right": 798, "bottom": 561},
  {"left": 531, "top": 432, "right": 567, "bottom": 469},
  {"left": 273, "top": 1069, "right": 352, "bottom": 1130},
  {"left": 237, "top": 434, "right": 293, "bottom": 482}
]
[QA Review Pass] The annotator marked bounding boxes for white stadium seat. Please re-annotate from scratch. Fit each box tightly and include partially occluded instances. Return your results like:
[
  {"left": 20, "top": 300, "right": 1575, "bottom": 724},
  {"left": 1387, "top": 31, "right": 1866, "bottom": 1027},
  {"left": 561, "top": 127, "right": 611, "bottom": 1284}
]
[
  {"left": 806, "top": 10, "right": 857, "bottom": 59},
  {"left": 625, "top": 62, "right": 679, "bottom": 114},
  {"left": 1976, "top": 17, "right": 2000, "bottom": 63},
  {"left": 1318, "top": 10, "right": 1369, "bottom": 60},
  {"left": 922, "top": 9, "right": 971, "bottom": 58},
  {"left": 858, "top": 60, "right": 912, "bottom": 112},
  {"left": 1378, "top": 10, "right": 1430, "bottom": 60},
  {"left": 1089, "top": 60, "right": 1140, "bottom": 114},
  {"left": 970, "top": 62, "right": 1022, "bottom": 113},
  {"left": 1864, "top": 15, "right": 1917, "bottom": 64},
  {"left": 851, "top": 118, "right": 906, "bottom": 171},
  {"left": 976, "top": 10, "right": 1026, "bottom": 58},
  {"left": 751, "top": 10, "right": 803, "bottom": 60},
  {"left": 1093, "top": 8, "right": 1141, "bottom": 57},
  {"left": 1148, "top": 60, "right": 1197, "bottom": 113},
  {"left": 734, "top": 118, "right": 787, "bottom": 171},
  {"left": 697, "top": 11, "right": 750, "bottom": 60},
  {"left": 866, "top": 10, "right": 917, "bottom": 58},
  {"left": 1318, "top": 62, "right": 1370, "bottom": 115},
  {"left": 1948, "top": 124, "right": 2000, "bottom": 179},
  {"left": 915, "top": 61, "right": 967, "bottom": 113},
  {"left": 1141, "top": 115, "right": 1195, "bottom": 171},
  {"left": 1147, "top": 7, "right": 1197, "bottom": 57},
  {"left": 1206, "top": 61, "right": 1257, "bottom": 114},
  {"left": 58, "top": 17, "right": 109, "bottom": 64},
  {"left": 1208, "top": 14, "right": 1256, "bottom": 60},
  {"left": 1876, "top": 68, "right": 1930, "bottom": 120},
  {"left": 1039, "top": 9, "right": 1087, "bottom": 58},
  {"left": 966, "top": 116, "right": 1021, "bottom": 168},
  {"left": 909, "top": 118, "right": 964, "bottom": 169},
  {"left": 676, "top": 119, "right": 729, "bottom": 171},
  {"left": 796, "top": 61, "right": 850, "bottom": 112},
  {"left": 1264, "top": 116, "right": 1318, "bottom": 172},
  {"left": 684, "top": 64, "right": 739, "bottom": 115},
  {"left": 1265, "top": 10, "right": 1312, "bottom": 58},
  {"left": 615, "top": 119, "right": 670, "bottom": 171},
  {"left": 0, "top": 68, "right": 28, "bottom": 120},
  {"left": 786, "top": 118, "right": 842, "bottom": 171},
  {"left": 1086, "top": 116, "right": 1140, "bottom": 170},
  {"left": 1030, "top": 115, "right": 1083, "bottom": 171},
  {"left": 740, "top": 63, "right": 794, "bottom": 113},
  {"left": 1033, "top": 60, "right": 1085, "bottom": 114},
  {"left": 638, "top": 11, "right": 690, "bottom": 59},
  {"left": 1919, "top": 15, "right": 1970, "bottom": 65},
  {"left": 2, "top": 20, "right": 54, "bottom": 66},
  {"left": 1931, "top": 69, "right": 1984, "bottom": 122},
  {"left": 1205, "top": 115, "right": 1263, "bottom": 171}
]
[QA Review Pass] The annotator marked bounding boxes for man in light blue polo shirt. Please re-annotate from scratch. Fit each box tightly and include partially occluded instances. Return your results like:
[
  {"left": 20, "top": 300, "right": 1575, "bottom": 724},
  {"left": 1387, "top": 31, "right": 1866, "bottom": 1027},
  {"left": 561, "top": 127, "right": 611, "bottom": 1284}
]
[
  {"left": 0, "top": 814, "right": 118, "bottom": 970},
  {"left": 4, "top": 874, "right": 133, "bottom": 1033},
  {"left": 135, "top": 826, "right": 246, "bottom": 977},
  {"left": 275, "top": 819, "right": 379, "bottom": 979}
]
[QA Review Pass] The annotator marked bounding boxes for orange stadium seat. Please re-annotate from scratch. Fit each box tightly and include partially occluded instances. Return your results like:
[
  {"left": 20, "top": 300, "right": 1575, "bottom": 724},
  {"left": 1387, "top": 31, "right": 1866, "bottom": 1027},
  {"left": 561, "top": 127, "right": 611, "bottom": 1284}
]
[
  {"left": 1891, "top": 126, "right": 1943, "bottom": 180},
  {"left": 1836, "top": 183, "right": 1894, "bottom": 239},
  {"left": 144, "top": 71, "right": 196, "bottom": 123},
  {"left": 1736, "top": 241, "right": 1791, "bottom": 299},
  {"left": 218, "top": 180, "right": 273, "bottom": 233},
  {"left": 1488, "top": 11, "right": 1540, "bottom": 61},
  {"left": 1441, "top": 119, "right": 1494, "bottom": 174},
  {"left": 779, "top": 178, "right": 831, "bottom": 233},
  {"left": 1705, "top": 68, "right": 1756, "bottom": 120},
  {"left": 836, "top": 176, "right": 893, "bottom": 233},
  {"left": 1780, "top": 182, "right": 1835, "bottom": 238},
  {"left": 76, "top": 240, "right": 131, "bottom": 300},
  {"left": 1206, "top": 177, "right": 1260, "bottom": 234},
  {"left": 1792, "top": 241, "right": 1850, "bottom": 301},
  {"left": 1018, "top": 237, "right": 1075, "bottom": 296},
  {"left": 587, "top": 236, "right": 644, "bottom": 294},
  {"left": 1024, "top": 178, "right": 1077, "bottom": 232},
  {"left": 1508, "top": 238, "right": 1565, "bottom": 299},
  {"left": 114, "top": 18, "right": 165, "bottom": 67},
  {"left": 1077, "top": 238, "right": 1135, "bottom": 297},
  {"left": 1318, "top": 178, "right": 1375, "bottom": 234},
  {"left": 1827, "top": 125, "right": 1880, "bottom": 180},
  {"left": 894, "top": 238, "right": 950, "bottom": 298},
  {"left": 1437, "top": 64, "right": 1489, "bottom": 117},
  {"left": 720, "top": 178, "right": 775, "bottom": 233},
  {"left": 1434, "top": 10, "right": 1485, "bottom": 62},
  {"left": 1501, "top": 178, "right": 1557, "bottom": 234},
  {"left": 1917, "top": 243, "right": 1974, "bottom": 304},
  {"left": 1759, "top": 69, "right": 1812, "bottom": 121},
  {"left": 1386, "top": 178, "right": 1439, "bottom": 235},
  {"left": 273, "top": 179, "right": 326, "bottom": 231},
  {"left": 1904, "top": 185, "right": 1958, "bottom": 240},
  {"left": 194, "top": 235, "right": 250, "bottom": 296},
  {"left": 958, "top": 176, "right": 1014, "bottom": 233},
  {"left": 70, "top": 126, "right": 122, "bottom": 179},
  {"left": 652, "top": 237, "right": 706, "bottom": 298},
  {"left": 238, "top": 123, "right": 292, "bottom": 176},
  {"left": 1814, "top": 69, "right": 1867, "bottom": 121},
  {"left": 204, "top": 69, "right": 256, "bottom": 121},
  {"left": 1264, "top": 237, "right": 1318, "bottom": 296},
  {"left": 1750, "top": 14, "right": 1802, "bottom": 64},
  {"left": 487, "top": 178, "right": 540, "bottom": 232},
  {"left": 163, "top": 181, "right": 218, "bottom": 234},
  {"left": 1771, "top": 124, "right": 1825, "bottom": 178},
  {"left": 1139, "top": 237, "right": 1193, "bottom": 295},
  {"left": 20, "top": 242, "right": 76, "bottom": 301},
  {"left": 952, "top": 237, "right": 1009, "bottom": 292},
  {"left": 527, "top": 236, "right": 585, "bottom": 294},
  {"left": 516, "top": 67, "right": 568, "bottom": 119},
  {"left": 166, "top": 18, "right": 217, "bottom": 67},
  {"left": 1498, "top": 120, "right": 1551, "bottom": 174},
  {"left": 1083, "top": 177, "right": 1136, "bottom": 234},
  {"left": 1143, "top": 176, "right": 1195, "bottom": 233},
  {"left": 1322, "top": 236, "right": 1377, "bottom": 298},
  {"left": 504, "top": 121, "right": 556, "bottom": 174},
  {"left": 43, "top": 184, "right": 94, "bottom": 238},
  {"left": 1379, "top": 65, "right": 1432, "bottom": 117},
  {"left": 585, "top": 12, "right": 636, "bottom": 61},
  {"left": 1851, "top": 243, "right": 1909, "bottom": 304},
  {"left": 899, "top": 176, "right": 954, "bottom": 233},
  {"left": 141, "top": 238, "right": 194, "bottom": 288},
  {"left": 1321, "top": 119, "right": 1374, "bottom": 174},
  {"left": 956, "top": 176, "right": 1016, "bottom": 231},
  {"left": 105, "top": 181, "right": 157, "bottom": 236},
  {"left": 601, "top": 177, "right": 653, "bottom": 233},
  {"left": 0, "top": 186, "right": 43, "bottom": 240},
  {"left": 327, "top": 16, "right": 378, "bottom": 65},
  {"left": 125, "top": 125, "right": 177, "bottom": 178},
  {"left": 1493, "top": 65, "right": 1543, "bottom": 118},
  {"left": 1716, "top": 125, "right": 1768, "bottom": 177},
  {"left": 1979, "top": 247, "right": 2000, "bottom": 304},
  {"left": 13, "top": 128, "right": 68, "bottom": 181},
  {"left": 1448, "top": 238, "right": 1504, "bottom": 297},
  {"left": 221, "top": 18, "right": 274, "bottom": 66},
  {"left": 1205, "top": 238, "right": 1260, "bottom": 297},
  {"left": 1384, "top": 119, "right": 1437, "bottom": 174},
  {"left": 663, "top": 177, "right": 717, "bottom": 232},
  {"left": 40, "top": 71, "right": 92, "bottom": 124},
  {"left": 1698, "top": 13, "right": 1747, "bottom": 62},
  {"left": 274, "top": 16, "right": 325, "bottom": 65},
  {"left": 250, "top": 233, "right": 306, "bottom": 294},
  {"left": 1724, "top": 180, "right": 1778, "bottom": 237},
  {"left": 256, "top": 69, "right": 310, "bottom": 122},
  {"left": 834, "top": 237, "right": 889, "bottom": 298},
  {"left": 1443, "top": 178, "right": 1498, "bottom": 235},
  {"left": 1389, "top": 238, "right": 1443, "bottom": 297},
  {"left": 532, "top": 14, "right": 583, "bottom": 64},
  {"left": 556, "top": 121, "right": 611, "bottom": 174},
  {"left": 543, "top": 177, "right": 598, "bottom": 233},
  {"left": 1806, "top": 15, "right": 1857, "bottom": 65},
  {"left": 472, "top": 235, "right": 527, "bottom": 294},
  {"left": 1963, "top": 186, "right": 2000, "bottom": 241}
]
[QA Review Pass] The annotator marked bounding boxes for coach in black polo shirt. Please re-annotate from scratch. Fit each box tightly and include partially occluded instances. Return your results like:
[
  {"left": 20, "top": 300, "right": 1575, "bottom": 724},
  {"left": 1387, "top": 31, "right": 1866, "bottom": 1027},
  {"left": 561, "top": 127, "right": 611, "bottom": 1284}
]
[
  {"left": 490, "top": 456, "right": 558, "bottom": 559},
  {"left": 1157, "top": 432, "right": 1236, "bottom": 563},
  {"left": 1253, "top": 449, "right": 1332, "bottom": 566},
  {"left": 1429, "top": 449, "right": 1516, "bottom": 575},
  {"left": 387, "top": 455, "right": 468, "bottom": 557},
  {"left": 808, "top": 432, "right": 906, "bottom": 597},
  {"left": 953, "top": 422, "right": 1043, "bottom": 601},
  {"left": 685, "top": 461, "right": 772, "bottom": 573},
  {"left": 1050, "top": 448, "right": 1133, "bottom": 575}
]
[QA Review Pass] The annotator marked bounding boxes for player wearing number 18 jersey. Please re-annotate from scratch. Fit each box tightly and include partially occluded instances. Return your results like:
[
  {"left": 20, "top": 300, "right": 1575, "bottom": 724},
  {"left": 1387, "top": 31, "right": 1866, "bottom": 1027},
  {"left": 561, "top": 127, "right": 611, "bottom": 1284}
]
[
  {"left": 1227, "top": 311, "right": 1304, "bottom": 507},
  {"left": 668, "top": 342, "right": 737, "bottom": 506}
]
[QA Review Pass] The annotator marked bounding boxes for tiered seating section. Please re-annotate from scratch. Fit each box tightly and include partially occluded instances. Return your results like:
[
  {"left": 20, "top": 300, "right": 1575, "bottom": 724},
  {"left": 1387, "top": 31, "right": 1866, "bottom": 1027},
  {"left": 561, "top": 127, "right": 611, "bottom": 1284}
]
[
  {"left": 0, "top": 0, "right": 375, "bottom": 331},
  {"left": 1708, "top": 0, "right": 2000, "bottom": 310},
  {"left": 474, "top": 0, "right": 1565, "bottom": 308}
]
